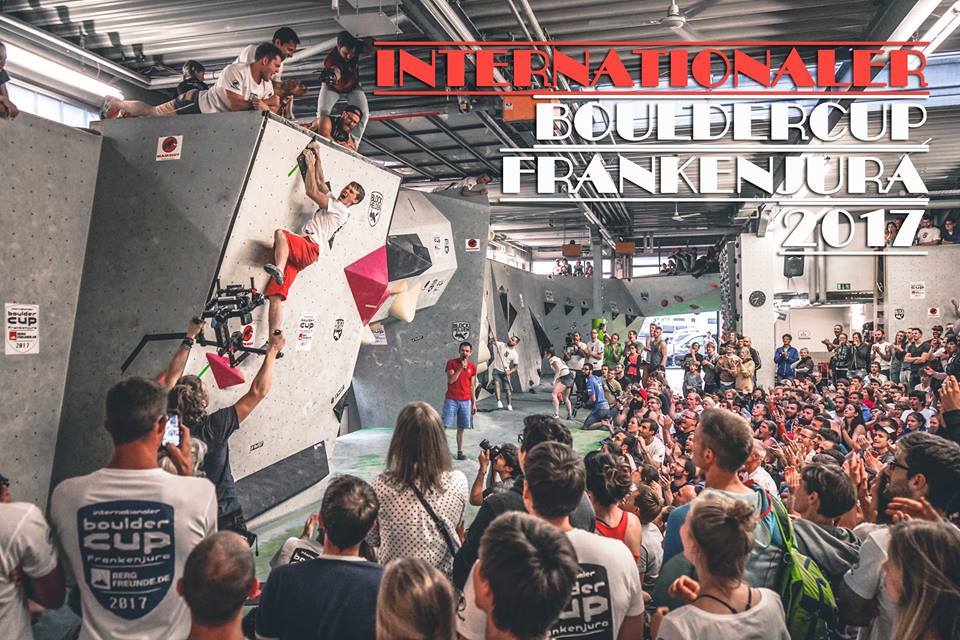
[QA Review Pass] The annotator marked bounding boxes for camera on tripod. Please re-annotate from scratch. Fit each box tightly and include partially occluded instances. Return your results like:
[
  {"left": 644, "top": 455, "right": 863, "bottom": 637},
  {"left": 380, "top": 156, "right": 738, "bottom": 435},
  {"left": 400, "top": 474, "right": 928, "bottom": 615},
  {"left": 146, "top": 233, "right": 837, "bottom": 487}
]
[{"left": 479, "top": 439, "right": 502, "bottom": 460}]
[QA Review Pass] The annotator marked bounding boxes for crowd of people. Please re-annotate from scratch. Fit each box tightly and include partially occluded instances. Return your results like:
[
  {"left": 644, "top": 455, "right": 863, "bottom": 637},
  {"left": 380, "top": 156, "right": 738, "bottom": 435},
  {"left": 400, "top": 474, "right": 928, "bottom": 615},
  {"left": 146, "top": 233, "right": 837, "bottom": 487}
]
[
  {"left": 551, "top": 257, "right": 595, "bottom": 278},
  {"left": 4, "top": 308, "right": 959, "bottom": 640}
]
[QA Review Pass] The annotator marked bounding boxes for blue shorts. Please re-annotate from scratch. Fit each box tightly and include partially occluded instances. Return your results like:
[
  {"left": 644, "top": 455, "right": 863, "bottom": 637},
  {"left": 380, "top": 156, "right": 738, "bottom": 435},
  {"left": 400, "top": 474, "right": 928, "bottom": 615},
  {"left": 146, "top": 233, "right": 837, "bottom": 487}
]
[{"left": 442, "top": 398, "right": 473, "bottom": 429}]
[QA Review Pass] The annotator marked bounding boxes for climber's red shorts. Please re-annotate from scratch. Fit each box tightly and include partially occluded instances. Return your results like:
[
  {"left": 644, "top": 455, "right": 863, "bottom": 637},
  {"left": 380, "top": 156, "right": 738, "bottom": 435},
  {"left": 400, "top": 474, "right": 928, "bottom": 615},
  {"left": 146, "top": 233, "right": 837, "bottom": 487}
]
[{"left": 263, "top": 231, "right": 319, "bottom": 301}]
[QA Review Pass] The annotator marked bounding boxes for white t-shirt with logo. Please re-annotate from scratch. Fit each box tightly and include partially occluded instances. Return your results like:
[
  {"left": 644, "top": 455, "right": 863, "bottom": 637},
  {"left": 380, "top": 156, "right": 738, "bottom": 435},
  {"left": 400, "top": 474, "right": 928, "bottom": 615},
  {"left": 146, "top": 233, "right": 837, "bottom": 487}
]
[
  {"left": 235, "top": 44, "right": 284, "bottom": 80},
  {"left": 586, "top": 339, "right": 605, "bottom": 366},
  {"left": 301, "top": 199, "right": 350, "bottom": 247},
  {"left": 916, "top": 226, "right": 941, "bottom": 244},
  {"left": 871, "top": 341, "right": 892, "bottom": 369},
  {"left": 457, "top": 528, "right": 645, "bottom": 639},
  {"left": 567, "top": 341, "right": 587, "bottom": 370},
  {"left": 199, "top": 61, "right": 274, "bottom": 114},
  {"left": 49, "top": 468, "right": 217, "bottom": 640},
  {"left": 641, "top": 437, "right": 666, "bottom": 465},
  {"left": 493, "top": 342, "right": 519, "bottom": 374},
  {"left": 0, "top": 502, "right": 60, "bottom": 640},
  {"left": 269, "top": 536, "right": 326, "bottom": 570}
]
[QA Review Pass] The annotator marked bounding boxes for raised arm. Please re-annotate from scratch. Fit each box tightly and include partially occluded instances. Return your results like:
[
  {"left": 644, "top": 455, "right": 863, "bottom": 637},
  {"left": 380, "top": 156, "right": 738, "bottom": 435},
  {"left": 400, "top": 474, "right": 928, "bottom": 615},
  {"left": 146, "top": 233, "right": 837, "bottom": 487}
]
[
  {"left": 303, "top": 147, "right": 330, "bottom": 210},
  {"left": 233, "top": 331, "right": 285, "bottom": 423},
  {"left": 159, "top": 318, "right": 205, "bottom": 390}
]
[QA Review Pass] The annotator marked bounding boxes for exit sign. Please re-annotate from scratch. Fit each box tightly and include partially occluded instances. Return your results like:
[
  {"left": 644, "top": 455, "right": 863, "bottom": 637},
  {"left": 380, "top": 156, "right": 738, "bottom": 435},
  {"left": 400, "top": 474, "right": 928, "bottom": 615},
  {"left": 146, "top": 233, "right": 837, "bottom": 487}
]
[{"left": 837, "top": 283, "right": 851, "bottom": 291}]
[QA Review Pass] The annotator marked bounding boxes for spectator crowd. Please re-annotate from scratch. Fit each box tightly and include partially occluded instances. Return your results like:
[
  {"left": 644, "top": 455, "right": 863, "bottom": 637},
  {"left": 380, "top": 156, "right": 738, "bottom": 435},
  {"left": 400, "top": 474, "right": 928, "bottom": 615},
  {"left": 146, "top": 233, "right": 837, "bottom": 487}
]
[{"left": 2, "top": 306, "right": 959, "bottom": 640}]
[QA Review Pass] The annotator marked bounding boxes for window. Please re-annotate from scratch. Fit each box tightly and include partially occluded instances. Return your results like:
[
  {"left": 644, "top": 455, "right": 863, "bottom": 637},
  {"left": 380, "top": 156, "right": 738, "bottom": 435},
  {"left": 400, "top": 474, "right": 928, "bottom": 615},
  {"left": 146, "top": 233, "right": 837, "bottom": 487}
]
[{"left": 7, "top": 81, "right": 99, "bottom": 127}]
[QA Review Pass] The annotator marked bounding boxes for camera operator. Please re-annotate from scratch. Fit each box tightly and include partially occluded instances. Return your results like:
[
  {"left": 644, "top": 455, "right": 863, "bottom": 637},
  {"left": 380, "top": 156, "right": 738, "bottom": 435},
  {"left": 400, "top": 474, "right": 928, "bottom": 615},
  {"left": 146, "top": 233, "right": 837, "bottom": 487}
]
[
  {"left": 177, "top": 60, "right": 208, "bottom": 95},
  {"left": 317, "top": 31, "right": 371, "bottom": 143},
  {"left": 581, "top": 363, "right": 611, "bottom": 431},
  {"left": 307, "top": 104, "right": 362, "bottom": 152},
  {"left": 165, "top": 326, "right": 285, "bottom": 538},
  {"left": 469, "top": 442, "right": 519, "bottom": 506}
]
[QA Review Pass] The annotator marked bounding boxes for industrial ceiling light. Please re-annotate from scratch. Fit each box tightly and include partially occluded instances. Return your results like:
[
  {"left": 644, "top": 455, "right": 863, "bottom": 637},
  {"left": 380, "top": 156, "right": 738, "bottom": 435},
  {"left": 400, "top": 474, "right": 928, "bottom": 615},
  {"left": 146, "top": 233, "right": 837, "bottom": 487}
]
[{"left": 5, "top": 42, "right": 123, "bottom": 99}]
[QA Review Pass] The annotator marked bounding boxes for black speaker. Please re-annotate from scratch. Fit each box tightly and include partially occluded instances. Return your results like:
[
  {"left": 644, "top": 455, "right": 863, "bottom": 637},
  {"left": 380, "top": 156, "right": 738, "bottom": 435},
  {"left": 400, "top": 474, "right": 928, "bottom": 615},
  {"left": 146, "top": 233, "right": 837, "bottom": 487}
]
[{"left": 783, "top": 254, "right": 804, "bottom": 277}]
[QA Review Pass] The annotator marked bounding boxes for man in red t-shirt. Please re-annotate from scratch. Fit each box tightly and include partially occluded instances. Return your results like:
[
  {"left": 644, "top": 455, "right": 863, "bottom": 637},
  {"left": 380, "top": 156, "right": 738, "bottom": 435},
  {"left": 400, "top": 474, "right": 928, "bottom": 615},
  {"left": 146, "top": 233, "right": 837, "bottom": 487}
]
[{"left": 443, "top": 341, "right": 477, "bottom": 460}]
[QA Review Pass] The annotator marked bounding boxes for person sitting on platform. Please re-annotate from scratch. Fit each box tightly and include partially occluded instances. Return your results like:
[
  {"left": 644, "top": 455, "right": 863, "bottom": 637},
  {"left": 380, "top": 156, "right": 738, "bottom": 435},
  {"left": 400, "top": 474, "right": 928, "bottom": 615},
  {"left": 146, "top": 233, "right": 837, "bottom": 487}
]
[
  {"left": 317, "top": 31, "right": 371, "bottom": 143},
  {"left": 103, "top": 43, "right": 282, "bottom": 118},
  {"left": 263, "top": 144, "right": 365, "bottom": 335},
  {"left": 308, "top": 104, "right": 362, "bottom": 152},
  {"left": 177, "top": 60, "right": 209, "bottom": 95}
]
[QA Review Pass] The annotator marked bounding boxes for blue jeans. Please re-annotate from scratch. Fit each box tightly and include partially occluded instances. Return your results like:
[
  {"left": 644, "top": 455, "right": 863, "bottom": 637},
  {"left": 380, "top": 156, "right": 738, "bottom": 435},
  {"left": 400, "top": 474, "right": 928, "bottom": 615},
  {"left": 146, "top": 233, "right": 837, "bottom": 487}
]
[
  {"left": 583, "top": 404, "right": 610, "bottom": 430},
  {"left": 442, "top": 399, "right": 473, "bottom": 429}
]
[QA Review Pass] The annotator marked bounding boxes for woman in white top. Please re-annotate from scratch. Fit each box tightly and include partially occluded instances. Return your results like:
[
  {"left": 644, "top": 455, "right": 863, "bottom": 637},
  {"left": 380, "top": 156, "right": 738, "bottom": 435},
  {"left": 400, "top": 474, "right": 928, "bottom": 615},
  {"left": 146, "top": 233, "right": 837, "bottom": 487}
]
[
  {"left": 371, "top": 402, "right": 468, "bottom": 580},
  {"left": 544, "top": 347, "right": 574, "bottom": 419},
  {"left": 651, "top": 492, "right": 790, "bottom": 640}
]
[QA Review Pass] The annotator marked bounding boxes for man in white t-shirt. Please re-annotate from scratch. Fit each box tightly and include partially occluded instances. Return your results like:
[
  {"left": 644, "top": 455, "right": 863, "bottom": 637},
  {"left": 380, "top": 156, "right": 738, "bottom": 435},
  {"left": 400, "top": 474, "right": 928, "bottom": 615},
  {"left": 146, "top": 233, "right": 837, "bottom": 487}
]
[
  {"left": 104, "top": 43, "right": 282, "bottom": 119},
  {"left": 49, "top": 377, "right": 217, "bottom": 640},
  {"left": 458, "top": 442, "right": 646, "bottom": 640},
  {"left": 838, "top": 432, "right": 960, "bottom": 640},
  {"left": 491, "top": 335, "right": 520, "bottom": 411},
  {"left": 870, "top": 328, "right": 892, "bottom": 376},
  {"left": 741, "top": 440, "right": 779, "bottom": 496},
  {"left": 638, "top": 418, "right": 666, "bottom": 465},
  {"left": 0, "top": 476, "right": 65, "bottom": 640},
  {"left": 262, "top": 144, "right": 365, "bottom": 336},
  {"left": 564, "top": 331, "right": 589, "bottom": 395},
  {"left": 915, "top": 215, "right": 942, "bottom": 245},
  {"left": 432, "top": 174, "right": 492, "bottom": 197},
  {"left": 585, "top": 328, "right": 605, "bottom": 368},
  {"left": 235, "top": 28, "right": 305, "bottom": 117}
]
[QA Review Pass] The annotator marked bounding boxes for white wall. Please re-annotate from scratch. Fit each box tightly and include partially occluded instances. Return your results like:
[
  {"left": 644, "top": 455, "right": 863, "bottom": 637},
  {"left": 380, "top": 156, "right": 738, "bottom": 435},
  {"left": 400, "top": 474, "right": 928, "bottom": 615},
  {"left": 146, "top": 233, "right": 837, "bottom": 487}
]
[{"left": 774, "top": 307, "right": 847, "bottom": 363}]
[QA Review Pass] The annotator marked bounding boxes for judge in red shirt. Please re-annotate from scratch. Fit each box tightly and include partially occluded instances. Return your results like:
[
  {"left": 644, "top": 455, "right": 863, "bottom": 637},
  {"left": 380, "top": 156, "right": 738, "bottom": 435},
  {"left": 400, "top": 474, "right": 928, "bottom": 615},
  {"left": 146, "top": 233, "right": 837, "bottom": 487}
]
[{"left": 443, "top": 341, "right": 477, "bottom": 461}]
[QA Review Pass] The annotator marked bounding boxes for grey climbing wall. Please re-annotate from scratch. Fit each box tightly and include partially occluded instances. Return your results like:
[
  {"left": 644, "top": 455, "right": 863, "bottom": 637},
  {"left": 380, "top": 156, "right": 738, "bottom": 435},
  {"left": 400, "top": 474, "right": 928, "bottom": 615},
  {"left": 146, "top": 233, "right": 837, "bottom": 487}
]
[
  {"left": 0, "top": 113, "right": 102, "bottom": 508},
  {"left": 352, "top": 190, "right": 490, "bottom": 428},
  {"left": 49, "top": 112, "right": 266, "bottom": 491},
  {"left": 178, "top": 116, "right": 400, "bottom": 481},
  {"left": 884, "top": 247, "right": 959, "bottom": 336}
]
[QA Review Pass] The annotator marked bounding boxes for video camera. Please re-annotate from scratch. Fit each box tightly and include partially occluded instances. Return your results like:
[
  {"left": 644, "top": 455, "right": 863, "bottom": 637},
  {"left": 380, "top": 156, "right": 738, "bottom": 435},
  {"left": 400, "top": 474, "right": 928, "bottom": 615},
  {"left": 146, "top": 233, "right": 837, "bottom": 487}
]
[
  {"left": 196, "top": 278, "right": 281, "bottom": 367},
  {"left": 479, "top": 439, "right": 502, "bottom": 460},
  {"left": 318, "top": 68, "right": 338, "bottom": 86}
]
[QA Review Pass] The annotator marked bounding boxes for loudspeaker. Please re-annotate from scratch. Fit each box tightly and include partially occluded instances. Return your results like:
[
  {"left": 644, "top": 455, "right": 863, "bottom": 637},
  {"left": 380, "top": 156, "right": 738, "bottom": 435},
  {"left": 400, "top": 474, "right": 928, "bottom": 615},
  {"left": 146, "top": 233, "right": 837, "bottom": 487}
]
[{"left": 783, "top": 254, "right": 804, "bottom": 277}]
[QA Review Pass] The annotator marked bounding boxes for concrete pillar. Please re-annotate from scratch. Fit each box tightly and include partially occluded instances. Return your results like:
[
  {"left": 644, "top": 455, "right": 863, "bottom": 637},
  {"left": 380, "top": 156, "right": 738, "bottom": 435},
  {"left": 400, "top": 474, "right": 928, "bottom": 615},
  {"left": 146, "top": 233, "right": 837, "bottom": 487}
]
[{"left": 591, "top": 227, "right": 603, "bottom": 311}]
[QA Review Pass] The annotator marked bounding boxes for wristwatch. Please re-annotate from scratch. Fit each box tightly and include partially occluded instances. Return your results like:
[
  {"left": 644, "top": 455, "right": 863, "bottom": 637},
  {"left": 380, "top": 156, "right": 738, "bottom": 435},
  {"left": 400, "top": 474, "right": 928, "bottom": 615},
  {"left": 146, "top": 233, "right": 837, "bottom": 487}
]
[{"left": 181, "top": 337, "right": 195, "bottom": 349}]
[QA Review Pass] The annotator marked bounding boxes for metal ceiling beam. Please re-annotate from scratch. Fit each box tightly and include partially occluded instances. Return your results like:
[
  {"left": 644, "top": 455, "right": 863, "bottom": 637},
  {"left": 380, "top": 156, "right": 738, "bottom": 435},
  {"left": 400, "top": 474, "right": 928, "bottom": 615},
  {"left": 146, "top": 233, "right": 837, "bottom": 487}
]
[
  {"left": 359, "top": 137, "right": 438, "bottom": 180},
  {"left": 426, "top": 115, "right": 501, "bottom": 174},
  {"left": 379, "top": 120, "right": 466, "bottom": 176}
]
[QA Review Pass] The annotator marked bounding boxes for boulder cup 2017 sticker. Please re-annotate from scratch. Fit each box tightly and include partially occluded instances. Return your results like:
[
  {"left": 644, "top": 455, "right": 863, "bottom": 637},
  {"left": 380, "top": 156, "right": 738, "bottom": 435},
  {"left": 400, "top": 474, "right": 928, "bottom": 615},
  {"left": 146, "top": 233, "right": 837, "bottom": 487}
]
[
  {"left": 296, "top": 312, "right": 317, "bottom": 351},
  {"left": 77, "top": 501, "right": 175, "bottom": 619},
  {"left": 5, "top": 303, "right": 39, "bottom": 355},
  {"left": 155, "top": 136, "right": 183, "bottom": 161}
]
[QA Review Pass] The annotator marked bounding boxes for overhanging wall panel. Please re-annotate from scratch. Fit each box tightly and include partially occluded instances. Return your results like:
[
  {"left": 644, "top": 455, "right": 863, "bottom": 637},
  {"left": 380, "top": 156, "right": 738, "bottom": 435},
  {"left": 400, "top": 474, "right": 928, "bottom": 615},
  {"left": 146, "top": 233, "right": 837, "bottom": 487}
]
[
  {"left": 50, "top": 112, "right": 264, "bottom": 490},
  {"left": 0, "top": 113, "right": 102, "bottom": 508},
  {"left": 182, "top": 117, "right": 400, "bottom": 479},
  {"left": 352, "top": 191, "right": 490, "bottom": 429}
]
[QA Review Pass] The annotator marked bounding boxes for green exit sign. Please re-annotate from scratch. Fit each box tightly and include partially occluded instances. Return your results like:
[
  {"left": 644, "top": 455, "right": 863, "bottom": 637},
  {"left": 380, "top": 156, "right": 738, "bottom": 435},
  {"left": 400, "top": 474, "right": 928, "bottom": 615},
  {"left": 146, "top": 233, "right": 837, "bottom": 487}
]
[{"left": 837, "top": 283, "right": 851, "bottom": 291}]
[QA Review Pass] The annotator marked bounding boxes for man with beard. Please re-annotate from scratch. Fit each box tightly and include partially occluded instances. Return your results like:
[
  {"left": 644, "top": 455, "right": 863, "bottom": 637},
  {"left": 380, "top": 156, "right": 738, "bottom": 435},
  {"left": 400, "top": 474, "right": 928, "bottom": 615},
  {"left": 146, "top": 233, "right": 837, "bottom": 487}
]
[
  {"left": 701, "top": 342, "right": 720, "bottom": 393},
  {"left": 838, "top": 432, "right": 960, "bottom": 639},
  {"left": 782, "top": 399, "right": 800, "bottom": 432},
  {"left": 310, "top": 104, "right": 363, "bottom": 151}
]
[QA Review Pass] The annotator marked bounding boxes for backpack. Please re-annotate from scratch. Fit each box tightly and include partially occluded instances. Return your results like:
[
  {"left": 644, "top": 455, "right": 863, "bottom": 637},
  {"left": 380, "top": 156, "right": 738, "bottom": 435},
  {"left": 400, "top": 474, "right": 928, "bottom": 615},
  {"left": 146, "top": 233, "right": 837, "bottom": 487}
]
[{"left": 769, "top": 498, "right": 839, "bottom": 640}]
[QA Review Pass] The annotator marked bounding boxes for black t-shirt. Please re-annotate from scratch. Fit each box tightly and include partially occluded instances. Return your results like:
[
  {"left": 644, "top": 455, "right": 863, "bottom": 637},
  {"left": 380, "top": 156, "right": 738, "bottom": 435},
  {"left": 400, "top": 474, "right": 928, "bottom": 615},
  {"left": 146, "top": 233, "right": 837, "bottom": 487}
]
[
  {"left": 905, "top": 342, "right": 928, "bottom": 373},
  {"left": 196, "top": 406, "right": 240, "bottom": 517},
  {"left": 176, "top": 78, "right": 208, "bottom": 95},
  {"left": 257, "top": 557, "right": 383, "bottom": 640},
  {"left": 0, "top": 69, "right": 9, "bottom": 86}
]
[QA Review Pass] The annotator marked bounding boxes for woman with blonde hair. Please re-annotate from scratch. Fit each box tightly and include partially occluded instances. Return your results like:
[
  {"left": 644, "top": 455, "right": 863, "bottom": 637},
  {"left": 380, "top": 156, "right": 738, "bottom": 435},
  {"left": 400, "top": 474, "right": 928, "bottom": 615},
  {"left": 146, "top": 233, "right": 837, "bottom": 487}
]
[
  {"left": 651, "top": 492, "right": 789, "bottom": 639},
  {"left": 376, "top": 557, "right": 456, "bottom": 640},
  {"left": 884, "top": 520, "right": 960, "bottom": 640},
  {"left": 371, "top": 401, "right": 467, "bottom": 579}
]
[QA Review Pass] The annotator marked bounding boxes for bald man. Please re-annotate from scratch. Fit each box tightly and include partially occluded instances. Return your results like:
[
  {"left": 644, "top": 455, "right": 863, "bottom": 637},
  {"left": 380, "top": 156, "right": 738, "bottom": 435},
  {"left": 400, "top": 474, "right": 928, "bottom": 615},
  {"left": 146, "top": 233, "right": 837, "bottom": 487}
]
[{"left": 179, "top": 532, "right": 258, "bottom": 640}]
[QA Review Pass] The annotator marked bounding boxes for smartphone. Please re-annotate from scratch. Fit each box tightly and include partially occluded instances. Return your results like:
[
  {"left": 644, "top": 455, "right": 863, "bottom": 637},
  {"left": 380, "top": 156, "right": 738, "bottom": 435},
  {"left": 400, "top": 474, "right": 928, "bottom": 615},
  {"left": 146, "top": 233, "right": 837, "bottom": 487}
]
[
  {"left": 297, "top": 152, "right": 308, "bottom": 179},
  {"left": 162, "top": 412, "right": 181, "bottom": 448}
]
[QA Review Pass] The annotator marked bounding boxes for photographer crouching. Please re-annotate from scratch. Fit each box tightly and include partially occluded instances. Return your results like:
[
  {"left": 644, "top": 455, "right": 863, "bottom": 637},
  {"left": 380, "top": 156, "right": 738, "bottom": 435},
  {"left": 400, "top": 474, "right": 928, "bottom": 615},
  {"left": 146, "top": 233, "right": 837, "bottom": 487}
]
[{"left": 468, "top": 440, "right": 519, "bottom": 506}]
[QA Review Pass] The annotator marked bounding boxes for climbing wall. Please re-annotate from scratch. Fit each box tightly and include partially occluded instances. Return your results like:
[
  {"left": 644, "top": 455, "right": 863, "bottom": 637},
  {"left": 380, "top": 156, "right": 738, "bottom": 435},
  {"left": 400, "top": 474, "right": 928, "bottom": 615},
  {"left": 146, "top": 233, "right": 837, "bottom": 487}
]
[
  {"left": 0, "top": 113, "right": 102, "bottom": 508},
  {"left": 180, "top": 116, "right": 400, "bottom": 494},
  {"left": 369, "top": 190, "right": 458, "bottom": 324},
  {"left": 50, "top": 112, "right": 265, "bottom": 492},
  {"left": 351, "top": 190, "right": 490, "bottom": 428}
]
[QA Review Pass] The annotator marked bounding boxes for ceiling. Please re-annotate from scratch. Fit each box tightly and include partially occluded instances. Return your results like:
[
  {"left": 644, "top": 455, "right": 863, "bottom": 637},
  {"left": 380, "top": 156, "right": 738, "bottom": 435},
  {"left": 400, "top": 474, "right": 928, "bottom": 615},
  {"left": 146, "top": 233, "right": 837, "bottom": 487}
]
[{"left": 6, "top": 0, "right": 960, "bottom": 257}]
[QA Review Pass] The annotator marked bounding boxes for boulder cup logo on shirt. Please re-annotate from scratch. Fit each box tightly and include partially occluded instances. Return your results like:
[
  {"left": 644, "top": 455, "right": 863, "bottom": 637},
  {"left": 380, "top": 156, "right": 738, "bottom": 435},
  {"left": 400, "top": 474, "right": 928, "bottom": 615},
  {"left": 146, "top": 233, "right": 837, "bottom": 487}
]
[{"left": 77, "top": 501, "right": 176, "bottom": 619}]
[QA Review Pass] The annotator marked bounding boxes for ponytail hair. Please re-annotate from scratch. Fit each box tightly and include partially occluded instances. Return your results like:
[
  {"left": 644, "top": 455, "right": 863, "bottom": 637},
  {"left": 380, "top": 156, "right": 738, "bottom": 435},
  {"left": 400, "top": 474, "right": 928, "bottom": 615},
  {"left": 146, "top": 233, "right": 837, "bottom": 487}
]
[
  {"left": 584, "top": 450, "right": 632, "bottom": 507},
  {"left": 688, "top": 492, "right": 756, "bottom": 582}
]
